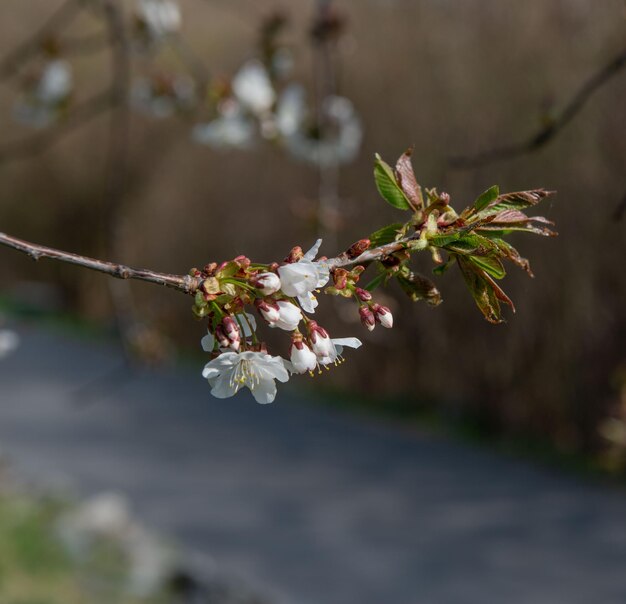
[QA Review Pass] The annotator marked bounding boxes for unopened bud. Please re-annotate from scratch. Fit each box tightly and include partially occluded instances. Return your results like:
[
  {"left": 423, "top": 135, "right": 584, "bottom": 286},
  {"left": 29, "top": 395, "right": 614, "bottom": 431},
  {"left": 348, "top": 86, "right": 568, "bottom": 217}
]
[
  {"left": 332, "top": 268, "right": 349, "bottom": 290},
  {"left": 215, "top": 325, "right": 230, "bottom": 349},
  {"left": 355, "top": 287, "right": 372, "bottom": 302},
  {"left": 203, "top": 262, "right": 218, "bottom": 276},
  {"left": 255, "top": 299, "right": 280, "bottom": 324},
  {"left": 372, "top": 303, "right": 393, "bottom": 328},
  {"left": 359, "top": 306, "right": 376, "bottom": 331},
  {"left": 233, "top": 255, "right": 251, "bottom": 269},
  {"left": 252, "top": 272, "right": 281, "bottom": 295},
  {"left": 346, "top": 239, "right": 370, "bottom": 259},
  {"left": 284, "top": 246, "right": 303, "bottom": 263},
  {"left": 222, "top": 316, "right": 241, "bottom": 349}
]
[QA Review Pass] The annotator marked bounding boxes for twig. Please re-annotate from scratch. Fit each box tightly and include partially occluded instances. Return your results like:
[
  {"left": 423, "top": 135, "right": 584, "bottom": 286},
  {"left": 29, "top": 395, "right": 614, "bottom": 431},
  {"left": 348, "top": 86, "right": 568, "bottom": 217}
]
[
  {"left": 450, "top": 47, "right": 626, "bottom": 169},
  {"left": 0, "top": 90, "right": 113, "bottom": 164},
  {"left": 0, "top": 225, "right": 419, "bottom": 293},
  {"left": 0, "top": 0, "right": 82, "bottom": 82},
  {"left": 0, "top": 231, "right": 199, "bottom": 293},
  {"left": 100, "top": 0, "right": 146, "bottom": 367}
]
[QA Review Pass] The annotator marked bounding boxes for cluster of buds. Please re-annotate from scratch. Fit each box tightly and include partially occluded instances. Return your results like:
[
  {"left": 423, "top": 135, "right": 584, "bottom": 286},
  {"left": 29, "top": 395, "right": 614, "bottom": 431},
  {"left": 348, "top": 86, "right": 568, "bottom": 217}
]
[
  {"left": 195, "top": 238, "right": 390, "bottom": 403},
  {"left": 357, "top": 298, "right": 393, "bottom": 331}
]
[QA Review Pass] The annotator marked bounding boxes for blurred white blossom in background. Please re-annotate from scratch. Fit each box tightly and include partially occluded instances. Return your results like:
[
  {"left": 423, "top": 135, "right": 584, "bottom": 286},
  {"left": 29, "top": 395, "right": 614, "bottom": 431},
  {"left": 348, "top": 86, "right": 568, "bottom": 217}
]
[
  {"left": 13, "top": 60, "right": 73, "bottom": 128},
  {"left": 132, "top": 72, "right": 196, "bottom": 118},
  {"left": 285, "top": 95, "right": 363, "bottom": 167},
  {"left": 134, "top": 0, "right": 181, "bottom": 46}
]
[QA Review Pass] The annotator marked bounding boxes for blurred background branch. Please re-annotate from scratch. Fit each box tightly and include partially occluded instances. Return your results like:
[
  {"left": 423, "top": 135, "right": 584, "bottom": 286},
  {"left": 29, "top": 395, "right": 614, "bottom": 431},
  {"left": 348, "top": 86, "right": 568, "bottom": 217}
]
[{"left": 450, "top": 46, "right": 626, "bottom": 169}]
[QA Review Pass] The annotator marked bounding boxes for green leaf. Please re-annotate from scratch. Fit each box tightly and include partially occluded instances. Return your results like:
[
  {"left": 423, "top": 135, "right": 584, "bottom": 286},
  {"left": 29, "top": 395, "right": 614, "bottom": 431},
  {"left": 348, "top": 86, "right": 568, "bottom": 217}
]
[
  {"left": 436, "top": 233, "right": 498, "bottom": 256},
  {"left": 369, "top": 223, "right": 404, "bottom": 247},
  {"left": 364, "top": 271, "right": 388, "bottom": 292},
  {"left": 397, "top": 271, "right": 442, "bottom": 306},
  {"left": 373, "top": 154, "right": 412, "bottom": 210},
  {"left": 468, "top": 255, "right": 506, "bottom": 279},
  {"left": 428, "top": 233, "right": 461, "bottom": 247},
  {"left": 473, "top": 185, "right": 500, "bottom": 212},
  {"left": 457, "top": 257, "right": 514, "bottom": 324}
]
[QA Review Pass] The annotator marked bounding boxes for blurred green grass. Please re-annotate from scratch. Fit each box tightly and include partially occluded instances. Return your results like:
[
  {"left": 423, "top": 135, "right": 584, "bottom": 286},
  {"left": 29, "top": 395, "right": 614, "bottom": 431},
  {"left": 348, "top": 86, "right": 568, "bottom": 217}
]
[{"left": 0, "top": 491, "right": 171, "bottom": 604}]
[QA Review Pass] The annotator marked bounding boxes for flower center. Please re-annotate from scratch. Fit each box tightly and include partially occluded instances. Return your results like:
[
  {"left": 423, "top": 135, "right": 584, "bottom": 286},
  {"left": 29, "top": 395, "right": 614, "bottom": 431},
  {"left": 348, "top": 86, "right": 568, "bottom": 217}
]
[{"left": 230, "top": 359, "right": 261, "bottom": 389}]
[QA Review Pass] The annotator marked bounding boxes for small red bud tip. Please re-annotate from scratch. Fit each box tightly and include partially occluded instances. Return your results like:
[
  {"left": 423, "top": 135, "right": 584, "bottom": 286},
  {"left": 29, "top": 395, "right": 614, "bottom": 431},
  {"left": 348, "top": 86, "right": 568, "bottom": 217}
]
[
  {"left": 440, "top": 192, "right": 450, "bottom": 205},
  {"left": 372, "top": 303, "right": 393, "bottom": 328},
  {"left": 284, "top": 246, "right": 303, "bottom": 263},
  {"left": 307, "top": 320, "right": 329, "bottom": 342},
  {"left": 359, "top": 306, "right": 376, "bottom": 331},
  {"left": 346, "top": 239, "right": 371, "bottom": 259},
  {"left": 355, "top": 287, "right": 372, "bottom": 302},
  {"left": 233, "top": 255, "right": 251, "bottom": 269}
]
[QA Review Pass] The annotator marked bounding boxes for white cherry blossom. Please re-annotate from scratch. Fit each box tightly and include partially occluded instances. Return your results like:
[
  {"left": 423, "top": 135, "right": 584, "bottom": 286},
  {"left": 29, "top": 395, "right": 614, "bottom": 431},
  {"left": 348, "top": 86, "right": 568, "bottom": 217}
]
[
  {"left": 231, "top": 60, "right": 275, "bottom": 116},
  {"left": 277, "top": 239, "right": 329, "bottom": 313},
  {"left": 202, "top": 351, "right": 289, "bottom": 404}
]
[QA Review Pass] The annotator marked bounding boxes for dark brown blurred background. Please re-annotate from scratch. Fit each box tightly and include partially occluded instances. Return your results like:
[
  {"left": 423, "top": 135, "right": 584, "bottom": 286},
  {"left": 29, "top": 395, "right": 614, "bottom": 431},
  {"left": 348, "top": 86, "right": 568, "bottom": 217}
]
[{"left": 1, "top": 0, "right": 624, "bottom": 457}]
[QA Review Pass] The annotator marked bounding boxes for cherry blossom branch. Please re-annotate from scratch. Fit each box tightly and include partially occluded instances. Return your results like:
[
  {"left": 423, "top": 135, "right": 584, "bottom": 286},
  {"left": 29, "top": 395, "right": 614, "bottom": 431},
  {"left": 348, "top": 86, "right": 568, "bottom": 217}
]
[
  {"left": 0, "top": 231, "right": 199, "bottom": 293},
  {"left": 0, "top": 229, "right": 411, "bottom": 291},
  {"left": 450, "top": 46, "right": 626, "bottom": 169}
]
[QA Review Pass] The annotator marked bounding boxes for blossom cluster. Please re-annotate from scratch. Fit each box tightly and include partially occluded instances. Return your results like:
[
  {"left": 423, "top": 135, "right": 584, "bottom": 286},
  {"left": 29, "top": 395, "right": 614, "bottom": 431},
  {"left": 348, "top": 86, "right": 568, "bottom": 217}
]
[
  {"left": 11, "top": 0, "right": 362, "bottom": 167},
  {"left": 194, "top": 239, "right": 392, "bottom": 404}
]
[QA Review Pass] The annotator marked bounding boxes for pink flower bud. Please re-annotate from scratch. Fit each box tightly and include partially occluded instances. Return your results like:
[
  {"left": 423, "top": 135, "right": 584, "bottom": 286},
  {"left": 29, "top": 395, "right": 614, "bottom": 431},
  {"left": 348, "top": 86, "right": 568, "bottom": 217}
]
[
  {"left": 355, "top": 287, "right": 372, "bottom": 302},
  {"left": 346, "top": 238, "right": 371, "bottom": 259},
  {"left": 289, "top": 338, "right": 318, "bottom": 374},
  {"left": 372, "top": 303, "right": 393, "bottom": 329},
  {"left": 252, "top": 272, "right": 281, "bottom": 295},
  {"left": 222, "top": 316, "right": 241, "bottom": 349},
  {"left": 255, "top": 299, "right": 280, "bottom": 324},
  {"left": 308, "top": 321, "right": 334, "bottom": 359},
  {"left": 215, "top": 325, "right": 231, "bottom": 349},
  {"left": 359, "top": 306, "right": 376, "bottom": 331}
]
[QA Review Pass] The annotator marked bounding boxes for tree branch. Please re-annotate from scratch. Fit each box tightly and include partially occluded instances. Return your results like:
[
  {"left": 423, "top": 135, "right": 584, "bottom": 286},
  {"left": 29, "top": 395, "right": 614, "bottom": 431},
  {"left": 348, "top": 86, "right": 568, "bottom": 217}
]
[
  {"left": 0, "top": 0, "right": 81, "bottom": 83},
  {"left": 0, "top": 223, "right": 419, "bottom": 293},
  {"left": 450, "top": 47, "right": 626, "bottom": 169},
  {"left": 0, "top": 90, "right": 113, "bottom": 164},
  {"left": 0, "top": 231, "right": 199, "bottom": 293}
]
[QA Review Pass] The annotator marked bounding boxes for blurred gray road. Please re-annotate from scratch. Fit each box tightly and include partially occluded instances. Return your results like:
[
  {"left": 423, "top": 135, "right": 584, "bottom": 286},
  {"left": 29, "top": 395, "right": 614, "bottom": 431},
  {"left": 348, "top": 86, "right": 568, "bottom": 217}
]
[{"left": 0, "top": 325, "right": 625, "bottom": 604}]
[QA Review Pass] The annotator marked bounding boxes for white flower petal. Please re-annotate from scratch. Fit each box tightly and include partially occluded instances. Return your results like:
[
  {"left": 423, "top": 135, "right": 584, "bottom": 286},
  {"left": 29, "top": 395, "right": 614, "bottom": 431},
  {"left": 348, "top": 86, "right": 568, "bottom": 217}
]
[
  {"left": 250, "top": 378, "right": 277, "bottom": 404},
  {"left": 331, "top": 337, "right": 362, "bottom": 350},
  {"left": 201, "top": 332, "right": 215, "bottom": 352},
  {"left": 210, "top": 371, "right": 240, "bottom": 398},
  {"left": 303, "top": 239, "right": 323, "bottom": 262},
  {"left": 297, "top": 292, "right": 318, "bottom": 314}
]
